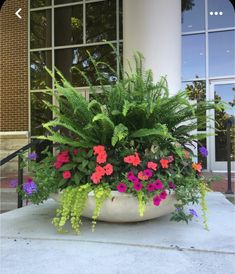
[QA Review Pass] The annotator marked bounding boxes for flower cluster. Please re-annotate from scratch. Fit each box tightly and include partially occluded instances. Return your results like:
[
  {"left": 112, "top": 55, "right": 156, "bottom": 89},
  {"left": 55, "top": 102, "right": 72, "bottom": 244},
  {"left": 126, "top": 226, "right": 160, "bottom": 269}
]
[
  {"left": 117, "top": 153, "right": 178, "bottom": 207},
  {"left": 23, "top": 178, "right": 37, "bottom": 196},
  {"left": 90, "top": 146, "right": 113, "bottom": 184},
  {"left": 55, "top": 150, "right": 70, "bottom": 169}
]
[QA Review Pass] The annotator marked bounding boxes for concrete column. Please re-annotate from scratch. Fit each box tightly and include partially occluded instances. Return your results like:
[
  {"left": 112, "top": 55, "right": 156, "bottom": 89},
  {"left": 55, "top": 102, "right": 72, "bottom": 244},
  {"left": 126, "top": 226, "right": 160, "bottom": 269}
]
[{"left": 123, "top": 0, "right": 181, "bottom": 93}]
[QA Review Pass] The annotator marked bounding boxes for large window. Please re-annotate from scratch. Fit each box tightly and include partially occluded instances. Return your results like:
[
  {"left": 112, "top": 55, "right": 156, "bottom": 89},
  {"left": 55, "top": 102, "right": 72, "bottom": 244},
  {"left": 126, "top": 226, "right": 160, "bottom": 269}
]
[
  {"left": 29, "top": 0, "right": 122, "bottom": 137},
  {"left": 182, "top": 0, "right": 235, "bottom": 170}
]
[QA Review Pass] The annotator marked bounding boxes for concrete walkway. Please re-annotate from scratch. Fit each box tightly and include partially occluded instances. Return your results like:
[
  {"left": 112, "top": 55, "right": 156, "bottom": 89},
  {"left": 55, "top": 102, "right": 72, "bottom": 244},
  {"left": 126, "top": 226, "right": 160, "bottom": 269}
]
[{"left": 0, "top": 192, "right": 235, "bottom": 274}]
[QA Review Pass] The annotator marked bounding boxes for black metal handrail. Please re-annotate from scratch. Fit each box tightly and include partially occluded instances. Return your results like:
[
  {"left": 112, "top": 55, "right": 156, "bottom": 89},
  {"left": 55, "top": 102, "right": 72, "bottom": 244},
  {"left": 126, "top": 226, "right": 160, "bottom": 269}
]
[{"left": 0, "top": 139, "right": 49, "bottom": 208}]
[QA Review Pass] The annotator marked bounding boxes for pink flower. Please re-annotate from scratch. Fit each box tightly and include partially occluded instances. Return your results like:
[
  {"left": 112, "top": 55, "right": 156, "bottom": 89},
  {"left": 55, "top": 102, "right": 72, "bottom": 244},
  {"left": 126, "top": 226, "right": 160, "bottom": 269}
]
[
  {"left": 146, "top": 183, "right": 155, "bottom": 192},
  {"left": 133, "top": 182, "right": 143, "bottom": 191},
  {"left": 127, "top": 171, "right": 135, "bottom": 181},
  {"left": 93, "top": 145, "right": 105, "bottom": 155},
  {"left": 131, "top": 177, "right": 140, "bottom": 184},
  {"left": 91, "top": 172, "right": 102, "bottom": 184},
  {"left": 168, "top": 155, "right": 174, "bottom": 163},
  {"left": 96, "top": 151, "right": 107, "bottom": 164},
  {"left": 160, "top": 191, "right": 167, "bottom": 200},
  {"left": 63, "top": 170, "right": 71, "bottom": 179},
  {"left": 95, "top": 165, "right": 105, "bottom": 176},
  {"left": 117, "top": 182, "right": 127, "bottom": 193},
  {"left": 124, "top": 152, "right": 141, "bottom": 166},
  {"left": 147, "top": 161, "right": 158, "bottom": 171},
  {"left": 103, "top": 163, "right": 113, "bottom": 175},
  {"left": 143, "top": 169, "right": 153, "bottom": 178},
  {"left": 137, "top": 171, "right": 148, "bottom": 181},
  {"left": 154, "top": 179, "right": 163, "bottom": 190},
  {"left": 153, "top": 195, "right": 161, "bottom": 206}
]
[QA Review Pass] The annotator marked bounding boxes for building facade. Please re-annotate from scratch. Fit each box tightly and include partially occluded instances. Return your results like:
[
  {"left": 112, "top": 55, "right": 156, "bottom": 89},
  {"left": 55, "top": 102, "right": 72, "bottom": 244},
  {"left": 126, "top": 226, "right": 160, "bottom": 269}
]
[{"left": 0, "top": 0, "right": 234, "bottom": 174}]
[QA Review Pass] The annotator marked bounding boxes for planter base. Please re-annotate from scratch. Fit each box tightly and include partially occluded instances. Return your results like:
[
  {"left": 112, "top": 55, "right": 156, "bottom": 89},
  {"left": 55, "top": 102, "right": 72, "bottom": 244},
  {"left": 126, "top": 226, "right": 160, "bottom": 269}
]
[{"left": 51, "top": 191, "right": 177, "bottom": 223}]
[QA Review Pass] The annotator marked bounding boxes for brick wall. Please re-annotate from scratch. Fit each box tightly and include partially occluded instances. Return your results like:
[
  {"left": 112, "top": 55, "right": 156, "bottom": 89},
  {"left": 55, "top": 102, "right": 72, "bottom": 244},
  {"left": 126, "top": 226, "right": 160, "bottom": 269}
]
[{"left": 0, "top": 0, "right": 28, "bottom": 131}]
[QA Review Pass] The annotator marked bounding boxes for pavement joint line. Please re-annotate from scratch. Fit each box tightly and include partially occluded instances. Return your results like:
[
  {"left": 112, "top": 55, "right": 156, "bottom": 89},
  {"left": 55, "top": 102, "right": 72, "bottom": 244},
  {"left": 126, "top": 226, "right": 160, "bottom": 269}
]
[{"left": 1, "top": 235, "right": 235, "bottom": 255}]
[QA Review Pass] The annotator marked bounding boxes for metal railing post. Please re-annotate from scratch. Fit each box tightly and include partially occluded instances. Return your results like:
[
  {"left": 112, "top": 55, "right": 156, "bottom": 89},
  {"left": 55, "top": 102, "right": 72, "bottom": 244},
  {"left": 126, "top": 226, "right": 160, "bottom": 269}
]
[
  {"left": 17, "top": 153, "right": 23, "bottom": 208},
  {"left": 225, "top": 118, "right": 233, "bottom": 194}
]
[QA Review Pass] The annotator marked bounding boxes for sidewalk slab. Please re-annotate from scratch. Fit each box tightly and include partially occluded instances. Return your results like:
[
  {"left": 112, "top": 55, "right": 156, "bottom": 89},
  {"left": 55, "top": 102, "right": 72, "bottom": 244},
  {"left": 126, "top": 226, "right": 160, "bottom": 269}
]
[{"left": 1, "top": 192, "right": 235, "bottom": 274}]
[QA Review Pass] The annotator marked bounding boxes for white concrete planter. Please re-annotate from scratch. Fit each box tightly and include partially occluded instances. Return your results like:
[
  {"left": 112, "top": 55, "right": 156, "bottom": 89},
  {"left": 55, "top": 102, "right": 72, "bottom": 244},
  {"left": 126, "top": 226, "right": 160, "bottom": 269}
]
[{"left": 51, "top": 190, "right": 177, "bottom": 223}]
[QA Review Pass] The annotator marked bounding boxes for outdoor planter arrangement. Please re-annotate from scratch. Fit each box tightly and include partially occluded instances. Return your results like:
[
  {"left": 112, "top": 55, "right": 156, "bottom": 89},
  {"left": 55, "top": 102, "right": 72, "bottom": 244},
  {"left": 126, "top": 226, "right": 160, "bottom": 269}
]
[{"left": 18, "top": 54, "right": 221, "bottom": 234}]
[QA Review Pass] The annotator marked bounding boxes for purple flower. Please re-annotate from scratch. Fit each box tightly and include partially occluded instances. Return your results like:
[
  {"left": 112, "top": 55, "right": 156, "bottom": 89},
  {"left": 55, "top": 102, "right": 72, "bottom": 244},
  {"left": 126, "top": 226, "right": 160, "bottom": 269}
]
[
  {"left": 175, "top": 207, "right": 182, "bottom": 212},
  {"left": 189, "top": 209, "right": 198, "bottom": 217},
  {"left": 10, "top": 179, "right": 18, "bottom": 188},
  {"left": 117, "top": 182, "right": 127, "bottom": 193},
  {"left": 168, "top": 181, "right": 176, "bottom": 190},
  {"left": 23, "top": 178, "right": 37, "bottom": 196},
  {"left": 28, "top": 152, "right": 38, "bottom": 161},
  {"left": 143, "top": 169, "right": 153, "bottom": 178},
  {"left": 199, "top": 147, "right": 208, "bottom": 157}
]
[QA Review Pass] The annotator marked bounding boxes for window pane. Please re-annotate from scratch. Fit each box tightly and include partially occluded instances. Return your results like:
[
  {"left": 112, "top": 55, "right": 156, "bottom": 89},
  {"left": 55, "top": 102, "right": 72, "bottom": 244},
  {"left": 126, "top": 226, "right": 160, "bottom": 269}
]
[
  {"left": 181, "top": 0, "right": 205, "bottom": 32},
  {"left": 30, "top": 51, "right": 52, "bottom": 90},
  {"left": 55, "top": 45, "right": 117, "bottom": 87},
  {"left": 30, "top": 10, "right": 51, "bottom": 49},
  {"left": 208, "top": 0, "right": 235, "bottom": 29},
  {"left": 55, "top": 5, "right": 83, "bottom": 46},
  {"left": 209, "top": 31, "right": 235, "bottom": 77},
  {"left": 214, "top": 84, "right": 235, "bottom": 161},
  {"left": 182, "top": 34, "right": 205, "bottom": 80},
  {"left": 31, "top": 92, "right": 52, "bottom": 136},
  {"left": 55, "top": 0, "right": 82, "bottom": 4},
  {"left": 86, "top": 0, "right": 116, "bottom": 43},
  {"left": 31, "top": 0, "right": 51, "bottom": 8},
  {"left": 119, "top": 0, "right": 123, "bottom": 39}
]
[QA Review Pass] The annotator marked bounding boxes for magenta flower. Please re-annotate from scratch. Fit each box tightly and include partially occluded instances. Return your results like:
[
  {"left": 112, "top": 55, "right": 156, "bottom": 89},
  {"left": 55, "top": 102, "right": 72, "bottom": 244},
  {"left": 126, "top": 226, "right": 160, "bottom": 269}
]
[
  {"left": 133, "top": 182, "right": 143, "bottom": 191},
  {"left": 131, "top": 176, "right": 140, "bottom": 184},
  {"left": 146, "top": 183, "right": 155, "bottom": 192},
  {"left": 23, "top": 178, "right": 37, "bottom": 196},
  {"left": 143, "top": 169, "right": 153, "bottom": 178},
  {"left": 160, "top": 191, "right": 167, "bottom": 200},
  {"left": 153, "top": 195, "right": 161, "bottom": 206},
  {"left": 127, "top": 171, "right": 134, "bottom": 179},
  {"left": 117, "top": 182, "right": 127, "bottom": 193},
  {"left": 154, "top": 179, "right": 163, "bottom": 190},
  {"left": 168, "top": 181, "right": 176, "bottom": 190}
]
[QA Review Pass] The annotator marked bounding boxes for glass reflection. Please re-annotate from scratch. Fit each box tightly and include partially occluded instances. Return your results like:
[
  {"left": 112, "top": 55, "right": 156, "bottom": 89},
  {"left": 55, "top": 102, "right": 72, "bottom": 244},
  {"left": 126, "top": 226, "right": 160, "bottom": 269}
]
[
  {"left": 30, "top": 10, "right": 51, "bottom": 49},
  {"left": 86, "top": 0, "right": 116, "bottom": 43},
  {"left": 185, "top": 80, "right": 207, "bottom": 131},
  {"left": 55, "top": 45, "right": 118, "bottom": 86},
  {"left": 30, "top": 51, "right": 52, "bottom": 90},
  {"left": 214, "top": 84, "right": 235, "bottom": 161},
  {"left": 31, "top": 0, "right": 51, "bottom": 8},
  {"left": 55, "top": 0, "right": 82, "bottom": 4},
  {"left": 181, "top": 0, "right": 205, "bottom": 32},
  {"left": 182, "top": 34, "right": 205, "bottom": 80},
  {"left": 209, "top": 31, "right": 235, "bottom": 77},
  {"left": 208, "top": 0, "right": 235, "bottom": 29},
  {"left": 31, "top": 92, "right": 52, "bottom": 136},
  {"left": 55, "top": 5, "right": 83, "bottom": 46}
]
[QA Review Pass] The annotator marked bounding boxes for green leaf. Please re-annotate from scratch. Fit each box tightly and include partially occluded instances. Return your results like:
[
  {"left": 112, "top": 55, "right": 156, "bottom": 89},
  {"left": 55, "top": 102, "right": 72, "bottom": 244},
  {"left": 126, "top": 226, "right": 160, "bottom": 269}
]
[{"left": 111, "top": 123, "right": 128, "bottom": 146}]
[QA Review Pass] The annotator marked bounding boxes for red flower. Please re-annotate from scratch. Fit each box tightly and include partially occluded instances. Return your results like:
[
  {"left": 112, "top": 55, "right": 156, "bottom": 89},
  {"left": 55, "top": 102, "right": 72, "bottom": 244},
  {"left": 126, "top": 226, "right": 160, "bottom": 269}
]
[
  {"left": 63, "top": 170, "right": 71, "bottom": 179},
  {"left": 192, "top": 162, "right": 202, "bottom": 173},
  {"left": 73, "top": 149, "right": 79, "bottom": 155},
  {"left": 96, "top": 151, "right": 107, "bottom": 164},
  {"left": 160, "top": 159, "right": 169, "bottom": 169},
  {"left": 91, "top": 172, "right": 102, "bottom": 184},
  {"left": 103, "top": 164, "right": 113, "bottom": 175},
  {"left": 55, "top": 150, "right": 70, "bottom": 169},
  {"left": 147, "top": 161, "right": 158, "bottom": 171},
  {"left": 132, "top": 153, "right": 141, "bottom": 166},
  {"left": 93, "top": 145, "right": 105, "bottom": 155},
  {"left": 95, "top": 165, "right": 105, "bottom": 176},
  {"left": 138, "top": 171, "right": 148, "bottom": 181}
]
